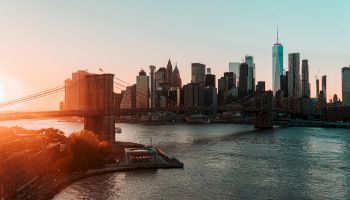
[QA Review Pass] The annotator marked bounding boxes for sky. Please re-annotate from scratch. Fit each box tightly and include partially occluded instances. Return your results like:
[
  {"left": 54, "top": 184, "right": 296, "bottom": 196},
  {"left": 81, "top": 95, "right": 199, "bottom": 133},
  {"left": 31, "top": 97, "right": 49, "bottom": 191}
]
[{"left": 0, "top": 0, "right": 349, "bottom": 102}]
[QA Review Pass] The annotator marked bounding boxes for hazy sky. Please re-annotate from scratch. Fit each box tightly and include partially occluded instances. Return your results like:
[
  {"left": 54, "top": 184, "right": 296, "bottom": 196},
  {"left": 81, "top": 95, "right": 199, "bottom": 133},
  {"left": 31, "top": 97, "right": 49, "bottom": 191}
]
[{"left": 0, "top": 0, "right": 349, "bottom": 102}]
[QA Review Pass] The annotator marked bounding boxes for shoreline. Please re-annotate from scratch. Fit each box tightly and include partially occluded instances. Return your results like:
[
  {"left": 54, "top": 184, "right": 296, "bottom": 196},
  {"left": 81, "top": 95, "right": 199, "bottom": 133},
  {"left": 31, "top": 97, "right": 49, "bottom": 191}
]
[{"left": 44, "top": 164, "right": 183, "bottom": 200}]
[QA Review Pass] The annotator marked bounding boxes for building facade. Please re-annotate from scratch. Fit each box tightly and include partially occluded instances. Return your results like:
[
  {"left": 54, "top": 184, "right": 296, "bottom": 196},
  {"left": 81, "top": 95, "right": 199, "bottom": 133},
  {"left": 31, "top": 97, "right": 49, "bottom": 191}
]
[
  {"left": 272, "top": 39, "right": 284, "bottom": 95},
  {"left": 342, "top": 66, "right": 350, "bottom": 105},
  {"left": 322, "top": 75, "right": 327, "bottom": 101},
  {"left": 245, "top": 55, "right": 256, "bottom": 92},
  {"left": 136, "top": 69, "right": 149, "bottom": 109},
  {"left": 301, "top": 59, "right": 310, "bottom": 98},
  {"left": 288, "top": 53, "right": 301, "bottom": 98},
  {"left": 191, "top": 63, "right": 206, "bottom": 86}
]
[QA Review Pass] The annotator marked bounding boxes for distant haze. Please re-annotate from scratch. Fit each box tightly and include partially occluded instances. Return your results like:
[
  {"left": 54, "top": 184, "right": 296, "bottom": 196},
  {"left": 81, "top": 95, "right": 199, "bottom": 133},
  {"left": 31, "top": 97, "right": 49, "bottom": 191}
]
[{"left": 0, "top": 0, "right": 349, "bottom": 101}]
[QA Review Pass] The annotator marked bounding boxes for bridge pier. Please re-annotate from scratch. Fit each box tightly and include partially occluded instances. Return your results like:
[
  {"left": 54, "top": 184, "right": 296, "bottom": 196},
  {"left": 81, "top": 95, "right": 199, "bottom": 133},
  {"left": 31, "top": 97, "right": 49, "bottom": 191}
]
[
  {"left": 254, "top": 112, "right": 273, "bottom": 128},
  {"left": 84, "top": 74, "right": 115, "bottom": 142},
  {"left": 251, "top": 91, "right": 273, "bottom": 129}
]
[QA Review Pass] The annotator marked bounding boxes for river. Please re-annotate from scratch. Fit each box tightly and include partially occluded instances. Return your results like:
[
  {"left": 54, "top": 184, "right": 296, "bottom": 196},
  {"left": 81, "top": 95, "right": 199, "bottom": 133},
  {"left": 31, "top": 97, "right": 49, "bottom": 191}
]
[{"left": 1, "top": 120, "right": 349, "bottom": 199}]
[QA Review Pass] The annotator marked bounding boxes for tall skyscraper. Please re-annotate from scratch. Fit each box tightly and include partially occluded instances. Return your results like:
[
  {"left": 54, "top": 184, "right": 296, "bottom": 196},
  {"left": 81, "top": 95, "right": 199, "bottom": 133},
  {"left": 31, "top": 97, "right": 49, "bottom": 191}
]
[
  {"left": 172, "top": 64, "right": 182, "bottom": 88},
  {"left": 301, "top": 59, "right": 310, "bottom": 98},
  {"left": 272, "top": 29, "right": 284, "bottom": 95},
  {"left": 322, "top": 75, "right": 327, "bottom": 101},
  {"left": 191, "top": 63, "right": 206, "bottom": 86},
  {"left": 229, "top": 62, "right": 240, "bottom": 86},
  {"left": 288, "top": 53, "right": 301, "bottom": 98},
  {"left": 316, "top": 78, "right": 320, "bottom": 99},
  {"left": 149, "top": 65, "right": 156, "bottom": 108},
  {"left": 245, "top": 55, "right": 256, "bottom": 92},
  {"left": 239, "top": 62, "right": 248, "bottom": 98},
  {"left": 342, "top": 66, "right": 350, "bottom": 105},
  {"left": 280, "top": 72, "right": 288, "bottom": 98},
  {"left": 205, "top": 68, "right": 216, "bottom": 88},
  {"left": 136, "top": 69, "right": 149, "bottom": 108},
  {"left": 166, "top": 59, "right": 173, "bottom": 85}
]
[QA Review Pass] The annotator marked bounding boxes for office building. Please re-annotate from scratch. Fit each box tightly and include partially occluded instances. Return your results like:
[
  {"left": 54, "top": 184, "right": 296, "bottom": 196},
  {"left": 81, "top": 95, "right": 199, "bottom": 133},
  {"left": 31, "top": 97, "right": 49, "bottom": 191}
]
[
  {"left": 191, "top": 63, "right": 206, "bottom": 86},
  {"left": 166, "top": 59, "right": 173, "bottom": 85},
  {"left": 342, "top": 66, "right": 350, "bottom": 105},
  {"left": 322, "top": 75, "right": 327, "bottom": 101},
  {"left": 149, "top": 65, "right": 156, "bottom": 108},
  {"left": 183, "top": 82, "right": 205, "bottom": 107},
  {"left": 229, "top": 62, "right": 240, "bottom": 85},
  {"left": 316, "top": 78, "right": 320, "bottom": 99},
  {"left": 239, "top": 62, "right": 248, "bottom": 98},
  {"left": 64, "top": 70, "right": 91, "bottom": 111},
  {"left": 272, "top": 29, "right": 284, "bottom": 95},
  {"left": 205, "top": 68, "right": 216, "bottom": 88},
  {"left": 256, "top": 81, "right": 265, "bottom": 92},
  {"left": 301, "top": 59, "right": 310, "bottom": 98},
  {"left": 172, "top": 64, "right": 182, "bottom": 88},
  {"left": 120, "top": 85, "right": 136, "bottom": 109},
  {"left": 245, "top": 55, "right": 256, "bottom": 92},
  {"left": 288, "top": 53, "right": 301, "bottom": 98},
  {"left": 279, "top": 72, "right": 289, "bottom": 98},
  {"left": 136, "top": 69, "right": 149, "bottom": 108}
]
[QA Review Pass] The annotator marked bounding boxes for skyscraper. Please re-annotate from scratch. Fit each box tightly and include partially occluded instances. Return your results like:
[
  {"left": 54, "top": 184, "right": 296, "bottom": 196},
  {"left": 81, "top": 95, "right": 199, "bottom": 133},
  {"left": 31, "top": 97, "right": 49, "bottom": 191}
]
[
  {"left": 205, "top": 68, "right": 216, "bottom": 88},
  {"left": 191, "top": 63, "right": 206, "bottom": 86},
  {"left": 272, "top": 29, "right": 284, "bottom": 95},
  {"left": 136, "top": 69, "right": 149, "bottom": 108},
  {"left": 172, "top": 64, "right": 182, "bottom": 88},
  {"left": 245, "top": 55, "right": 256, "bottom": 92},
  {"left": 239, "top": 62, "right": 248, "bottom": 98},
  {"left": 342, "top": 66, "right": 350, "bottom": 105},
  {"left": 166, "top": 59, "right": 173, "bottom": 85},
  {"left": 322, "top": 75, "right": 327, "bottom": 101},
  {"left": 149, "top": 65, "right": 156, "bottom": 108},
  {"left": 316, "top": 78, "right": 320, "bottom": 99},
  {"left": 229, "top": 62, "right": 240, "bottom": 86},
  {"left": 301, "top": 59, "right": 310, "bottom": 98},
  {"left": 288, "top": 53, "right": 301, "bottom": 98}
]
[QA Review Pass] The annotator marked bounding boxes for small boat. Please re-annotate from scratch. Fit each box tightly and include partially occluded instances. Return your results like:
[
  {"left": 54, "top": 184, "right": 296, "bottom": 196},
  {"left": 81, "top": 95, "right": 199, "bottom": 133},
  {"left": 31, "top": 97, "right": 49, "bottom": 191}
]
[
  {"left": 186, "top": 114, "right": 211, "bottom": 124},
  {"left": 115, "top": 127, "right": 122, "bottom": 133}
]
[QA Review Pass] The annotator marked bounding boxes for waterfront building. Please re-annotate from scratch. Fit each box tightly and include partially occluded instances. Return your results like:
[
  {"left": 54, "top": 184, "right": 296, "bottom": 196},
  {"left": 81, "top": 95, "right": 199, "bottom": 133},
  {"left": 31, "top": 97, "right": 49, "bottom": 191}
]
[
  {"left": 205, "top": 68, "right": 216, "bottom": 88},
  {"left": 272, "top": 30, "right": 284, "bottom": 95},
  {"left": 322, "top": 75, "right": 327, "bottom": 101},
  {"left": 288, "top": 53, "right": 301, "bottom": 98},
  {"left": 301, "top": 59, "right": 310, "bottom": 98},
  {"left": 224, "top": 72, "right": 236, "bottom": 90},
  {"left": 245, "top": 55, "right": 256, "bottom": 92},
  {"left": 136, "top": 69, "right": 149, "bottom": 109},
  {"left": 256, "top": 81, "right": 265, "bottom": 92},
  {"left": 229, "top": 62, "right": 240, "bottom": 86},
  {"left": 238, "top": 62, "right": 249, "bottom": 99},
  {"left": 191, "top": 63, "right": 206, "bottom": 86},
  {"left": 183, "top": 82, "right": 205, "bottom": 107},
  {"left": 342, "top": 66, "right": 350, "bottom": 105},
  {"left": 155, "top": 67, "right": 167, "bottom": 88},
  {"left": 172, "top": 64, "right": 182, "bottom": 88}
]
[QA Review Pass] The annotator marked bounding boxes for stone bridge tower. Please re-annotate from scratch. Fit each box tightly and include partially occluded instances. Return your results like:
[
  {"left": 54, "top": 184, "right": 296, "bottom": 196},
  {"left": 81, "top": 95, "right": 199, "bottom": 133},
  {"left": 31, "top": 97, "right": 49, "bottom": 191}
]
[{"left": 84, "top": 74, "right": 115, "bottom": 142}]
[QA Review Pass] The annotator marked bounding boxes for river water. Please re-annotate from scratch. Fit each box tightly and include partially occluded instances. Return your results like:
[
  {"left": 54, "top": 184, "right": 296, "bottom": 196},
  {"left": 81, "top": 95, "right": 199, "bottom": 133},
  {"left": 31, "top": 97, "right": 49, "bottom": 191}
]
[{"left": 1, "top": 120, "right": 349, "bottom": 199}]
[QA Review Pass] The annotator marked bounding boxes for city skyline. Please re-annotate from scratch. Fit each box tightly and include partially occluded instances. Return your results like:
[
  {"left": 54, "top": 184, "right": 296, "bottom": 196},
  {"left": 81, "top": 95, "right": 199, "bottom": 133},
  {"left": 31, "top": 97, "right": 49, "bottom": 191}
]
[{"left": 0, "top": 0, "right": 350, "bottom": 101}]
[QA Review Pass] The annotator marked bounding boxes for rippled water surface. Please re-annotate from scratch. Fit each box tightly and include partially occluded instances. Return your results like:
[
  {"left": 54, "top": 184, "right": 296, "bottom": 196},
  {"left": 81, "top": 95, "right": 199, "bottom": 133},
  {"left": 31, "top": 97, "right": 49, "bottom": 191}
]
[{"left": 2, "top": 120, "right": 349, "bottom": 199}]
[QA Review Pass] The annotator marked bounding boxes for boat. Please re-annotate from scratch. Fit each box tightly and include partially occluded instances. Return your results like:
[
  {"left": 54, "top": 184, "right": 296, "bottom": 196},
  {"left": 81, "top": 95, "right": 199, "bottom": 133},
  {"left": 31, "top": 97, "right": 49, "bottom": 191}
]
[
  {"left": 115, "top": 127, "right": 122, "bottom": 133},
  {"left": 185, "top": 114, "right": 211, "bottom": 124}
]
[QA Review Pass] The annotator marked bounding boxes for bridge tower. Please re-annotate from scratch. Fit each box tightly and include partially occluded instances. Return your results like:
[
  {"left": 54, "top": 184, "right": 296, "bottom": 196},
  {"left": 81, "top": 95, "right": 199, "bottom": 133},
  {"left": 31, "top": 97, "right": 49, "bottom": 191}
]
[
  {"left": 253, "top": 91, "right": 273, "bottom": 128},
  {"left": 84, "top": 74, "right": 115, "bottom": 142}
]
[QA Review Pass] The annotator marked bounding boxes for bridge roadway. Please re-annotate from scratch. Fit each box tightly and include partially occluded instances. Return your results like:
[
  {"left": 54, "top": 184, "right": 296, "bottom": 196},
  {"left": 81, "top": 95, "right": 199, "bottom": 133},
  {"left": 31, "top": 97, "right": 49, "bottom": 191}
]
[{"left": 0, "top": 105, "right": 247, "bottom": 121}]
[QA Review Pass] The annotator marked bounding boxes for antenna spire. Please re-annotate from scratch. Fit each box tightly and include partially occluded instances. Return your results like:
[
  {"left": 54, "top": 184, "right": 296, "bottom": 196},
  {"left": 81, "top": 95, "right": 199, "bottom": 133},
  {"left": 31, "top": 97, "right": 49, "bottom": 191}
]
[{"left": 277, "top": 26, "right": 279, "bottom": 44}]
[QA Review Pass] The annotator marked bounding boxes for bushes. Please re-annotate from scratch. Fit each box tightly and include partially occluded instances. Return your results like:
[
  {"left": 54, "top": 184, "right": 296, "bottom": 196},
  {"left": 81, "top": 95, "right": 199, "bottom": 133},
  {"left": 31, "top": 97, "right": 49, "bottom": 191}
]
[{"left": 66, "top": 130, "right": 112, "bottom": 171}]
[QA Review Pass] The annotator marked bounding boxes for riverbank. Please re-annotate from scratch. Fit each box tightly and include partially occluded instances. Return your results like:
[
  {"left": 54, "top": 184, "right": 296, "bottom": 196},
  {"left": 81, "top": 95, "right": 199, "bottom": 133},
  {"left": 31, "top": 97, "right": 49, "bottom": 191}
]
[{"left": 40, "top": 142, "right": 183, "bottom": 200}]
